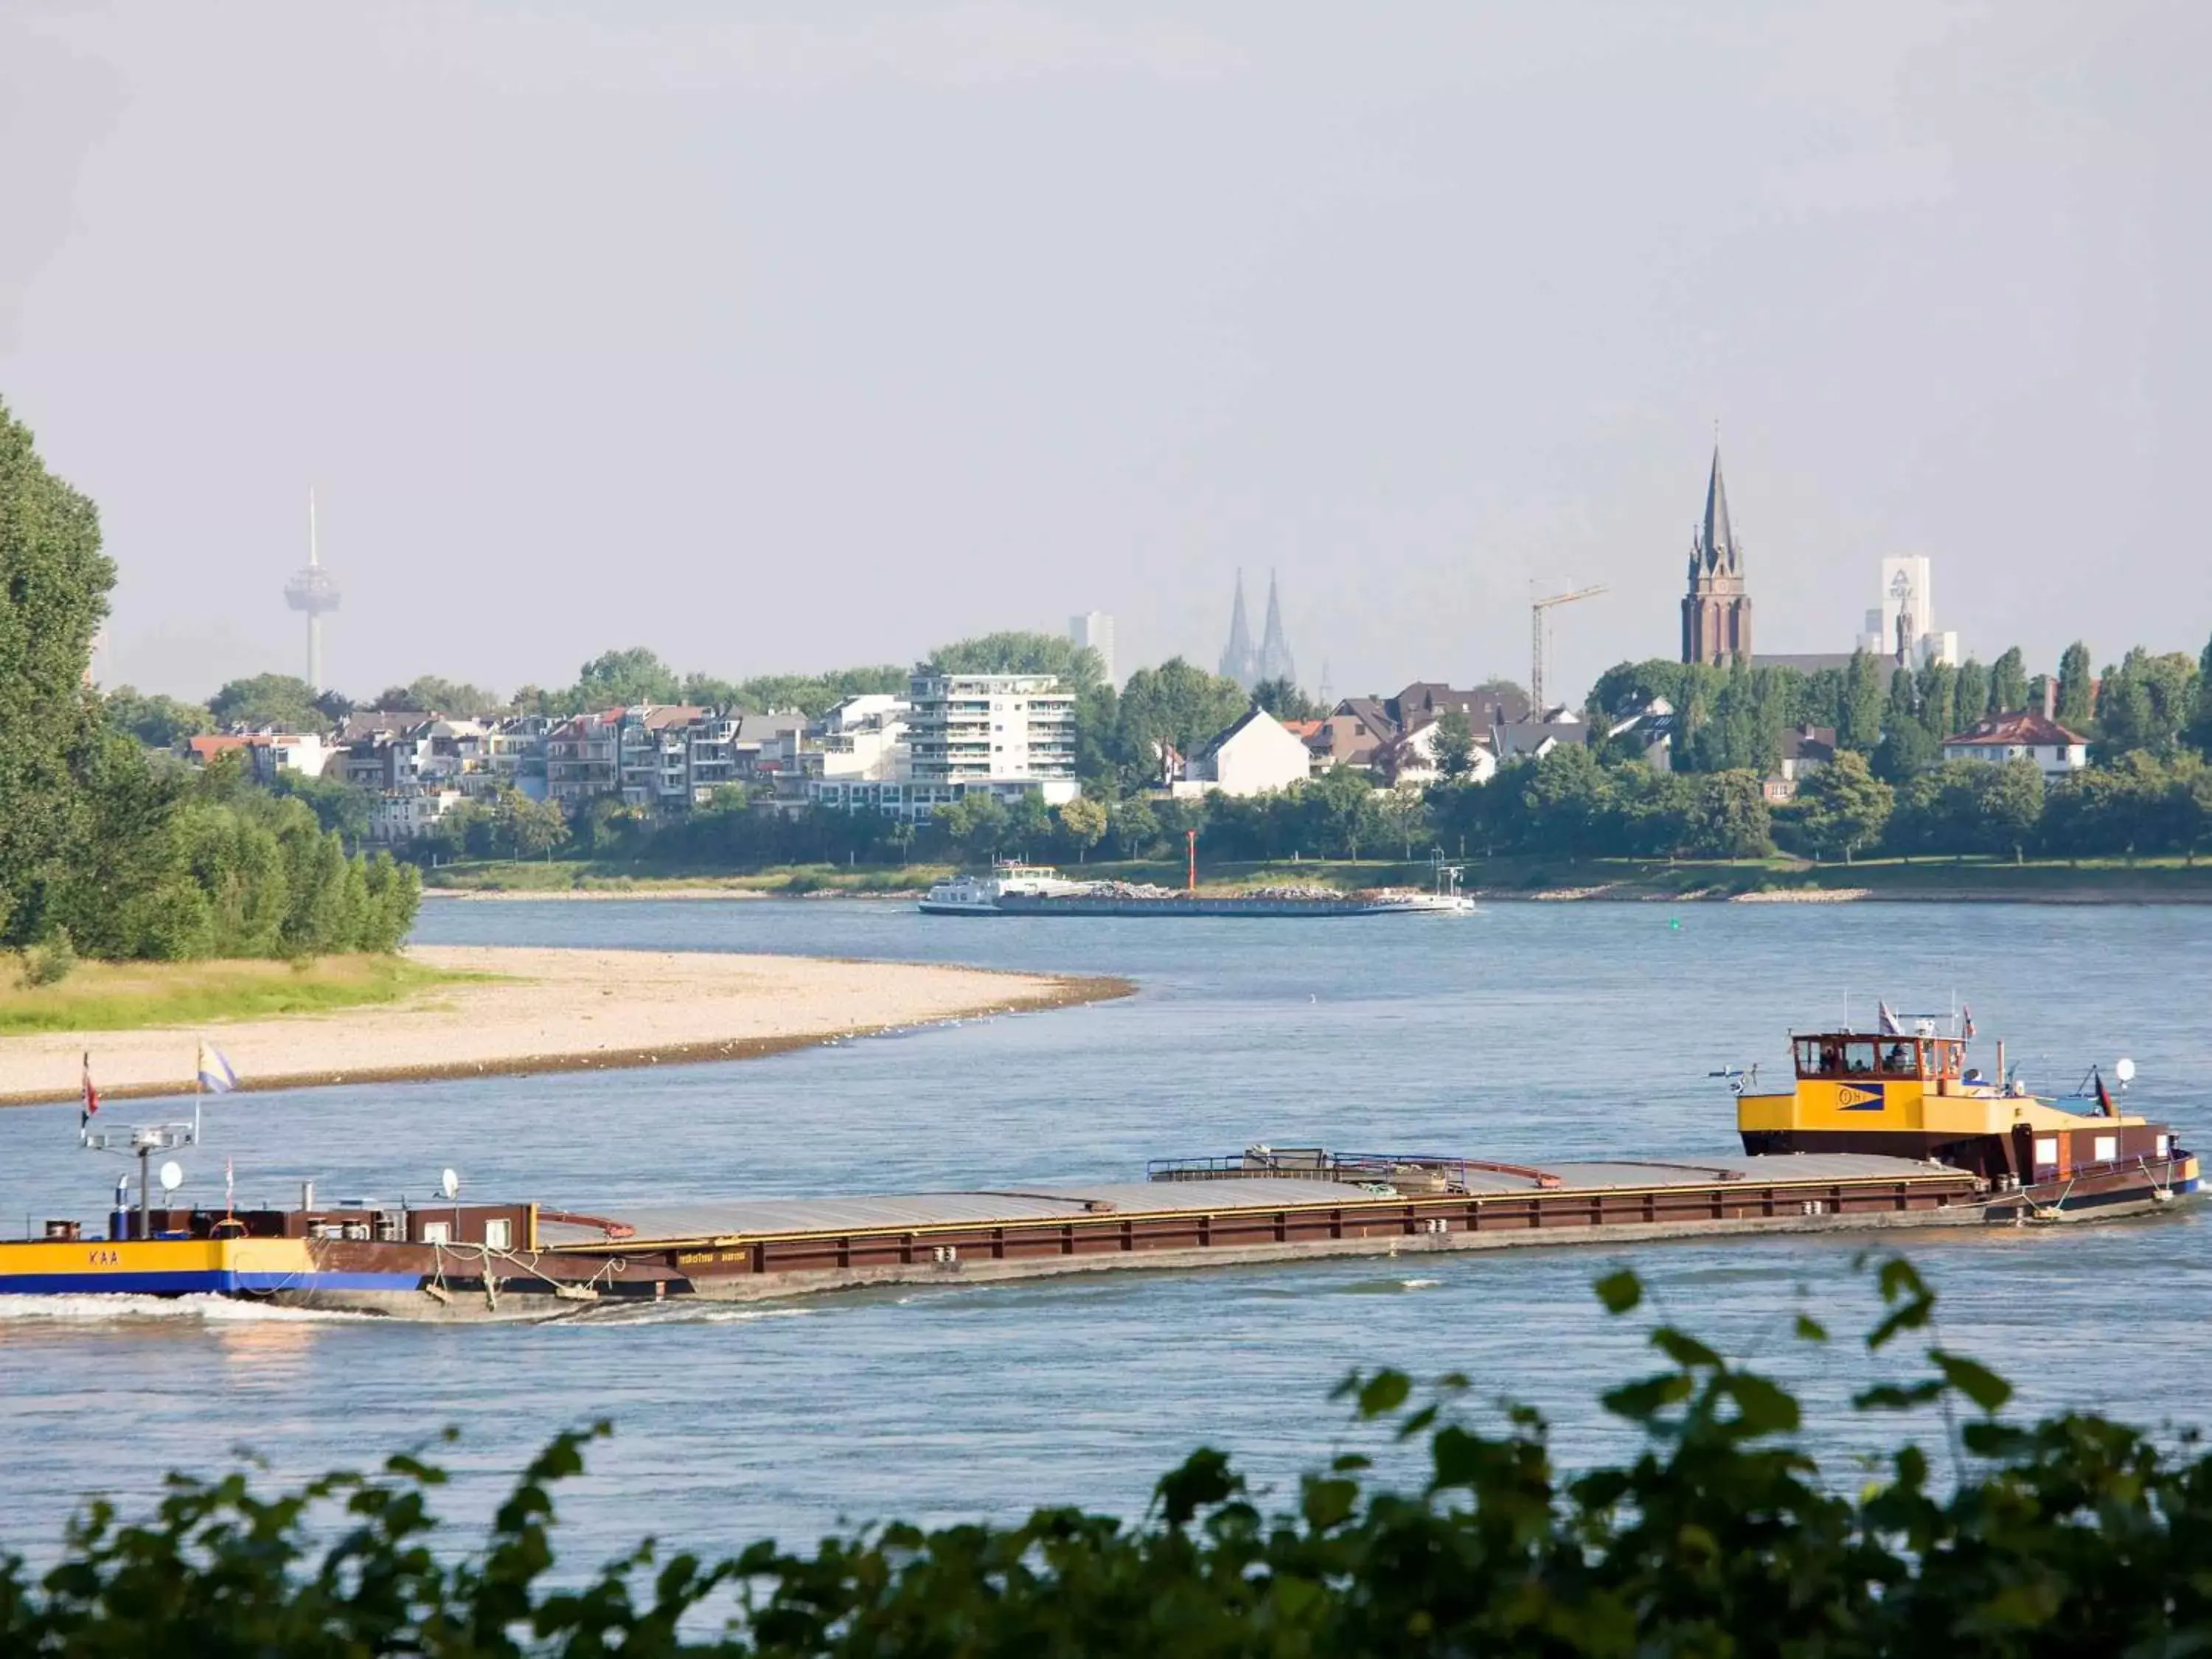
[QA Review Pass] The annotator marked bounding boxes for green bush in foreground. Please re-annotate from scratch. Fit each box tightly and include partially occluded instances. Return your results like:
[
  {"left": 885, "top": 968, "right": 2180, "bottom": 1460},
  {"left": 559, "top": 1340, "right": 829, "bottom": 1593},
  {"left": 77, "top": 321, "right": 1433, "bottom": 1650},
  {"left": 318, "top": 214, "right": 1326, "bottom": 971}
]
[{"left": 3, "top": 1256, "right": 2203, "bottom": 1655}]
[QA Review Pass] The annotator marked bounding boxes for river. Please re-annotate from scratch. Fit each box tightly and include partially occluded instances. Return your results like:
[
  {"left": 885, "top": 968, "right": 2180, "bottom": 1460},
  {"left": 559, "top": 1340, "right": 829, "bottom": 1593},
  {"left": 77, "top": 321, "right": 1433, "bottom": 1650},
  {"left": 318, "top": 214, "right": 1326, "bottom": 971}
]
[{"left": 0, "top": 897, "right": 2205, "bottom": 1559}]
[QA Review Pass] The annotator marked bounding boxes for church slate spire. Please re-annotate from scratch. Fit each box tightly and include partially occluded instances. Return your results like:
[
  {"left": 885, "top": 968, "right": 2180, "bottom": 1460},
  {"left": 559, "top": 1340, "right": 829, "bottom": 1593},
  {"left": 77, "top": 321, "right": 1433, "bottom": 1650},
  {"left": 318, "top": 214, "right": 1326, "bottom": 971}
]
[
  {"left": 1256, "top": 569, "right": 1296, "bottom": 688},
  {"left": 1698, "top": 445, "right": 1740, "bottom": 576},
  {"left": 1220, "top": 569, "right": 1258, "bottom": 689},
  {"left": 1681, "top": 443, "right": 1753, "bottom": 666}
]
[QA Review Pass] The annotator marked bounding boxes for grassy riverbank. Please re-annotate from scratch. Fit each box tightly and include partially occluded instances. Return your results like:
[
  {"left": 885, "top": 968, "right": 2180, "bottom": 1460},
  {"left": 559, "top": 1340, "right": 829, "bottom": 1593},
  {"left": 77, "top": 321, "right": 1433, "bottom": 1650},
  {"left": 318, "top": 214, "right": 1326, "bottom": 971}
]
[
  {"left": 423, "top": 853, "right": 2212, "bottom": 902},
  {"left": 0, "top": 955, "right": 472, "bottom": 1037},
  {"left": 426, "top": 860, "right": 950, "bottom": 896}
]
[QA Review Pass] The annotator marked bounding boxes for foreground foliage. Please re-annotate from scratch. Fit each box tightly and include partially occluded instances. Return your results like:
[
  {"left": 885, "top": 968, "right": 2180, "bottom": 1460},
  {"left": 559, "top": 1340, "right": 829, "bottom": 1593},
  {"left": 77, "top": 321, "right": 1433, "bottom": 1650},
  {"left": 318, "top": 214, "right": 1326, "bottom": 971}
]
[{"left": 3, "top": 1258, "right": 2206, "bottom": 1654}]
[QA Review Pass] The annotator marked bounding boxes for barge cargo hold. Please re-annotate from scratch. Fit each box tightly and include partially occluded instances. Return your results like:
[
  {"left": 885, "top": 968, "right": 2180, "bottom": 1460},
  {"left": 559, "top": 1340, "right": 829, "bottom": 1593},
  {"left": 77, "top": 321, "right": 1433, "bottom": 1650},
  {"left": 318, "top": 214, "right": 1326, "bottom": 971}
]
[
  {"left": 0, "top": 1145, "right": 2188, "bottom": 1323},
  {"left": 4, "top": 1007, "right": 2193, "bottom": 1322}
]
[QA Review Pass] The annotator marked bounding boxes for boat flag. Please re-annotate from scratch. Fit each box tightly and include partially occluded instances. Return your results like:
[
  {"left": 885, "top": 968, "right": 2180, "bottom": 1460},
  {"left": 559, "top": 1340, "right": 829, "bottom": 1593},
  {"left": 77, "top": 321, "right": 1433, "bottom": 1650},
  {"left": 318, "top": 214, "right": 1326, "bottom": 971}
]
[
  {"left": 80, "top": 1052, "right": 100, "bottom": 1129},
  {"left": 196, "top": 1041, "right": 238, "bottom": 1094},
  {"left": 1962, "top": 1006, "right": 1976, "bottom": 1038},
  {"left": 2095, "top": 1070, "right": 2117, "bottom": 1119},
  {"left": 1877, "top": 1001, "right": 1903, "bottom": 1035}
]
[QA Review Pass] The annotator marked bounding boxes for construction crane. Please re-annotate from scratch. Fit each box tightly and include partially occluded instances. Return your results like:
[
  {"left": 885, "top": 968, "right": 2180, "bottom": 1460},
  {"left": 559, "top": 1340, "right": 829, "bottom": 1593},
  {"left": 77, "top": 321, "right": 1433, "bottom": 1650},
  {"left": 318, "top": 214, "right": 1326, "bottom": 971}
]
[{"left": 1530, "top": 584, "right": 1607, "bottom": 715}]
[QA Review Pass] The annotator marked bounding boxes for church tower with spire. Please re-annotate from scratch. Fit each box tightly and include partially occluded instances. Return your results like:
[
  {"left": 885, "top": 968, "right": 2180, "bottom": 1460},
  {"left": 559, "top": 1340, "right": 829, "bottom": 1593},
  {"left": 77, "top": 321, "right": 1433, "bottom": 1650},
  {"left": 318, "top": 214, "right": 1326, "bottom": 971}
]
[{"left": 1680, "top": 445, "right": 1753, "bottom": 667}]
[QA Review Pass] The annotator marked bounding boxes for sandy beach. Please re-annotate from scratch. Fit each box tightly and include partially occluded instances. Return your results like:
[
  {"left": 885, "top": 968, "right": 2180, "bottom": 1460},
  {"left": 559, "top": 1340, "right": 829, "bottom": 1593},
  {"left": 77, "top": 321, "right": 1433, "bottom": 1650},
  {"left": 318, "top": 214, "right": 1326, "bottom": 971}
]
[{"left": 0, "top": 946, "right": 1127, "bottom": 1107}]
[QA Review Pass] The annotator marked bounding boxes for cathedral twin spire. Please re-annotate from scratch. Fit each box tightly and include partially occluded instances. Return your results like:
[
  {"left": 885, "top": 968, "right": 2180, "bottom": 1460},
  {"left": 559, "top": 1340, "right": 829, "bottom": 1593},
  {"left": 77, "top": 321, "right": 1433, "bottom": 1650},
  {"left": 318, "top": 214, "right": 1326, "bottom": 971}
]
[{"left": 1220, "top": 569, "right": 1295, "bottom": 692}]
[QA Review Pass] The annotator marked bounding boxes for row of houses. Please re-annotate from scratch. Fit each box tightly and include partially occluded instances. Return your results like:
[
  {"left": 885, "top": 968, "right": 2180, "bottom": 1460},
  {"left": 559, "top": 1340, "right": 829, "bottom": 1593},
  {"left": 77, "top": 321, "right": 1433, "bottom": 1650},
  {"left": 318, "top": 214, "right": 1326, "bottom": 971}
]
[
  {"left": 175, "top": 664, "right": 2095, "bottom": 845},
  {"left": 178, "top": 673, "right": 1085, "bottom": 842}
]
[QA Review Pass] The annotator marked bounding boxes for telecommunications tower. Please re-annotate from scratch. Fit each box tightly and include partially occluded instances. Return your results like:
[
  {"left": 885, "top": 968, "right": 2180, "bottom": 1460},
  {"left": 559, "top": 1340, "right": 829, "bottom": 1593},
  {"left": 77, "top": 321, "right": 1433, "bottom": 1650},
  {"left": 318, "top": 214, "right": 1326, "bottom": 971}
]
[{"left": 284, "top": 490, "right": 341, "bottom": 692}]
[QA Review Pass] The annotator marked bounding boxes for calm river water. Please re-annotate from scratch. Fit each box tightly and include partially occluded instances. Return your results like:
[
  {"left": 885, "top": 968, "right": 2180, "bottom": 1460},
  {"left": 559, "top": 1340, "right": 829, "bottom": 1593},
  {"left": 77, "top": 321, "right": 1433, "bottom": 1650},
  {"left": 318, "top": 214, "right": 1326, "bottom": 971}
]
[{"left": 1, "top": 897, "right": 2205, "bottom": 1558}]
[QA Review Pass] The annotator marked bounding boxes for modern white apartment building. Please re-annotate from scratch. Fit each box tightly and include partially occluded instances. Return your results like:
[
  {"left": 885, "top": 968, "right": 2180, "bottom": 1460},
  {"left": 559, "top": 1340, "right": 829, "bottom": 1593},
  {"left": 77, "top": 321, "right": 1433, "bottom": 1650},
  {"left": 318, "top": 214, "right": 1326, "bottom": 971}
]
[
  {"left": 905, "top": 672, "right": 1078, "bottom": 792},
  {"left": 1067, "top": 611, "right": 1116, "bottom": 686}
]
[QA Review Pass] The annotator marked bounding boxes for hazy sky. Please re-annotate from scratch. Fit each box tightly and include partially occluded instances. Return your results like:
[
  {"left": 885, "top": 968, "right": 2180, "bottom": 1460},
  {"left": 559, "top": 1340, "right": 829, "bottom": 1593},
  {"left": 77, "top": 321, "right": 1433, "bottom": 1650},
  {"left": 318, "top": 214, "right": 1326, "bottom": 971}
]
[{"left": 4, "top": 1, "right": 2204, "bottom": 704}]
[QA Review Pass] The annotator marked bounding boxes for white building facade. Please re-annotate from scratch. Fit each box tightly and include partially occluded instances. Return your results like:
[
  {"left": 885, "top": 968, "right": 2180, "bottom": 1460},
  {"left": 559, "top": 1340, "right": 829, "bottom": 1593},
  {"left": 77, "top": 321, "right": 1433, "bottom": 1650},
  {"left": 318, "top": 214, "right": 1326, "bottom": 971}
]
[
  {"left": 1940, "top": 713, "right": 2089, "bottom": 781},
  {"left": 1858, "top": 555, "right": 1960, "bottom": 668},
  {"left": 813, "top": 695, "right": 908, "bottom": 782},
  {"left": 1174, "top": 708, "right": 1316, "bottom": 798},
  {"left": 905, "top": 672, "right": 1077, "bottom": 790}
]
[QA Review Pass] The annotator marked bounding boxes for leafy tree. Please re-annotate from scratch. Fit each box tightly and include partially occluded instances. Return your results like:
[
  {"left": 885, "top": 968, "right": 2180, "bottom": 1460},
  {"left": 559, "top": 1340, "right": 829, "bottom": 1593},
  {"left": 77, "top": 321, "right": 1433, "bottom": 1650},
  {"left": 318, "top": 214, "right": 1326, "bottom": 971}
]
[
  {"left": 369, "top": 675, "right": 504, "bottom": 717},
  {"left": 1914, "top": 658, "right": 1958, "bottom": 742},
  {"left": 102, "top": 686, "right": 214, "bottom": 748},
  {"left": 1870, "top": 668, "right": 1933, "bottom": 782},
  {"left": 1685, "top": 769, "right": 1772, "bottom": 858},
  {"left": 2176, "top": 751, "right": 2212, "bottom": 863},
  {"left": 1686, "top": 663, "right": 1784, "bottom": 776},
  {"left": 207, "top": 672, "right": 324, "bottom": 731},
  {"left": 1056, "top": 796, "right": 1108, "bottom": 863},
  {"left": 1792, "top": 751, "right": 1892, "bottom": 862},
  {"left": 1982, "top": 754, "right": 2047, "bottom": 863},
  {"left": 1988, "top": 644, "right": 2028, "bottom": 714},
  {"left": 2057, "top": 639, "right": 2095, "bottom": 725},
  {"left": 1518, "top": 744, "right": 1615, "bottom": 857},
  {"left": 1107, "top": 795, "right": 1158, "bottom": 858},
  {"left": 1872, "top": 719, "right": 1936, "bottom": 783},
  {"left": 1375, "top": 785, "right": 1430, "bottom": 859},
  {"left": 268, "top": 769, "right": 373, "bottom": 843},
  {"left": 498, "top": 790, "right": 570, "bottom": 860},
  {"left": 1430, "top": 707, "right": 1477, "bottom": 782},
  {"left": 1251, "top": 677, "right": 1318, "bottom": 720},
  {"left": 0, "top": 397, "right": 114, "bottom": 947},
  {"left": 722, "top": 666, "right": 908, "bottom": 717},
  {"left": 1305, "top": 765, "right": 1380, "bottom": 858},
  {"left": 1839, "top": 650, "right": 1884, "bottom": 751},
  {"left": 1111, "top": 660, "right": 1249, "bottom": 791},
  {"left": 571, "top": 647, "right": 681, "bottom": 710},
  {"left": 2191, "top": 630, "right": 2212, "bottom": 758},
  {"left": 1586, "top": 658, "right": 1694, "bottom": 722},
  {"left": 925, "top": 630, "right": 1105, "bottom": 694},
  {"left": 1952, "top": 657, "right": 1989, "bottom": 731},
  {"left": 1004, "top": 790, "right": 1052, "bottom": 855},
  {"left": 2094, "top": 647, "right": 2199, "bottom": 760},
  {"left": 935, "top": 793, "right": 1010, "bottom": 863}
]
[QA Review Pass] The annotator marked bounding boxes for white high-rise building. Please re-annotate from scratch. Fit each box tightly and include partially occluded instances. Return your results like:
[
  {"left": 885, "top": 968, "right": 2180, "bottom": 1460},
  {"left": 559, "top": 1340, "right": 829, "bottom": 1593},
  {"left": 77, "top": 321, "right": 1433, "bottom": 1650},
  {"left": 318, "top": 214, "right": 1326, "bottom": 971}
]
[
  {"left": 1858, "top": 555, "right": 1958, "bottom": 669},
  {"left": 1068, "top": 611, "right": 1116, "bottom": 686},
  {"left": 905, "top": 672, "right": 1078, "bottom": 793}
]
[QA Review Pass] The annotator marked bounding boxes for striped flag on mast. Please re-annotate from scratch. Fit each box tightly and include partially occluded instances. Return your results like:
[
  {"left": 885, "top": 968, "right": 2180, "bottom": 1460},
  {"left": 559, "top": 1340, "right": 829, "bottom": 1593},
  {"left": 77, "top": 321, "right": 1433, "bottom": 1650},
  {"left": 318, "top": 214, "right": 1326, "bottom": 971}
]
[
  {"left": 196, "top": 1042, "right": 238, "bottom": 1094},
  {"left": 80, "top": 1051, "right": 100, "bottom": 1130}
]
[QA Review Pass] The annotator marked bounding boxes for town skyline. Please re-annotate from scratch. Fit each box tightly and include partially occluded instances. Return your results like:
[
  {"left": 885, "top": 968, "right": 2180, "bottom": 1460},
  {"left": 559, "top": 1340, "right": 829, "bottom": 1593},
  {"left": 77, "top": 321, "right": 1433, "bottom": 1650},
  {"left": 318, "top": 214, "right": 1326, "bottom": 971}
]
[{"left": 7, "top": 3, "right": 2205, "bottom": 701}]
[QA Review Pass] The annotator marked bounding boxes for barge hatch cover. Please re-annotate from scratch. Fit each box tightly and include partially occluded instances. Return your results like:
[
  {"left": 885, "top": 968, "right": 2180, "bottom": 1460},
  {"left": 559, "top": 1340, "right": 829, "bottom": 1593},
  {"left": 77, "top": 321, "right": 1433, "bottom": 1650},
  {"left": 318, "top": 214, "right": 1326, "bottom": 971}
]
[{"left": 536, "top": 1153, "right": 1973, "bottom": 1254}]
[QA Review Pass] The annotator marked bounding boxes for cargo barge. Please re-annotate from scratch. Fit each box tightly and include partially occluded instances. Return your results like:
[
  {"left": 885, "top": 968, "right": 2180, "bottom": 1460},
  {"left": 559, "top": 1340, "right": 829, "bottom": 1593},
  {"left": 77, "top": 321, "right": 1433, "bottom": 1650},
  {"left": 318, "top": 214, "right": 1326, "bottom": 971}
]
[
  {"left": 919, "top": 861, "right": 1473, "bottom": 917},
  {"left": 2, "top": 1013, "right": 2193, "bottom": 1322}
]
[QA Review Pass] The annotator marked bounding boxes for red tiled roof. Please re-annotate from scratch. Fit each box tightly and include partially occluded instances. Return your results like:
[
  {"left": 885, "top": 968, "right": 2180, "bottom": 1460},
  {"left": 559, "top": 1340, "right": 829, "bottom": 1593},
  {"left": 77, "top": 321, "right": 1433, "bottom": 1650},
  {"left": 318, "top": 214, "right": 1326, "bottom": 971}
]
[{"left": 1943, "top": 712, "right": 2085, "bottom": 748}]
